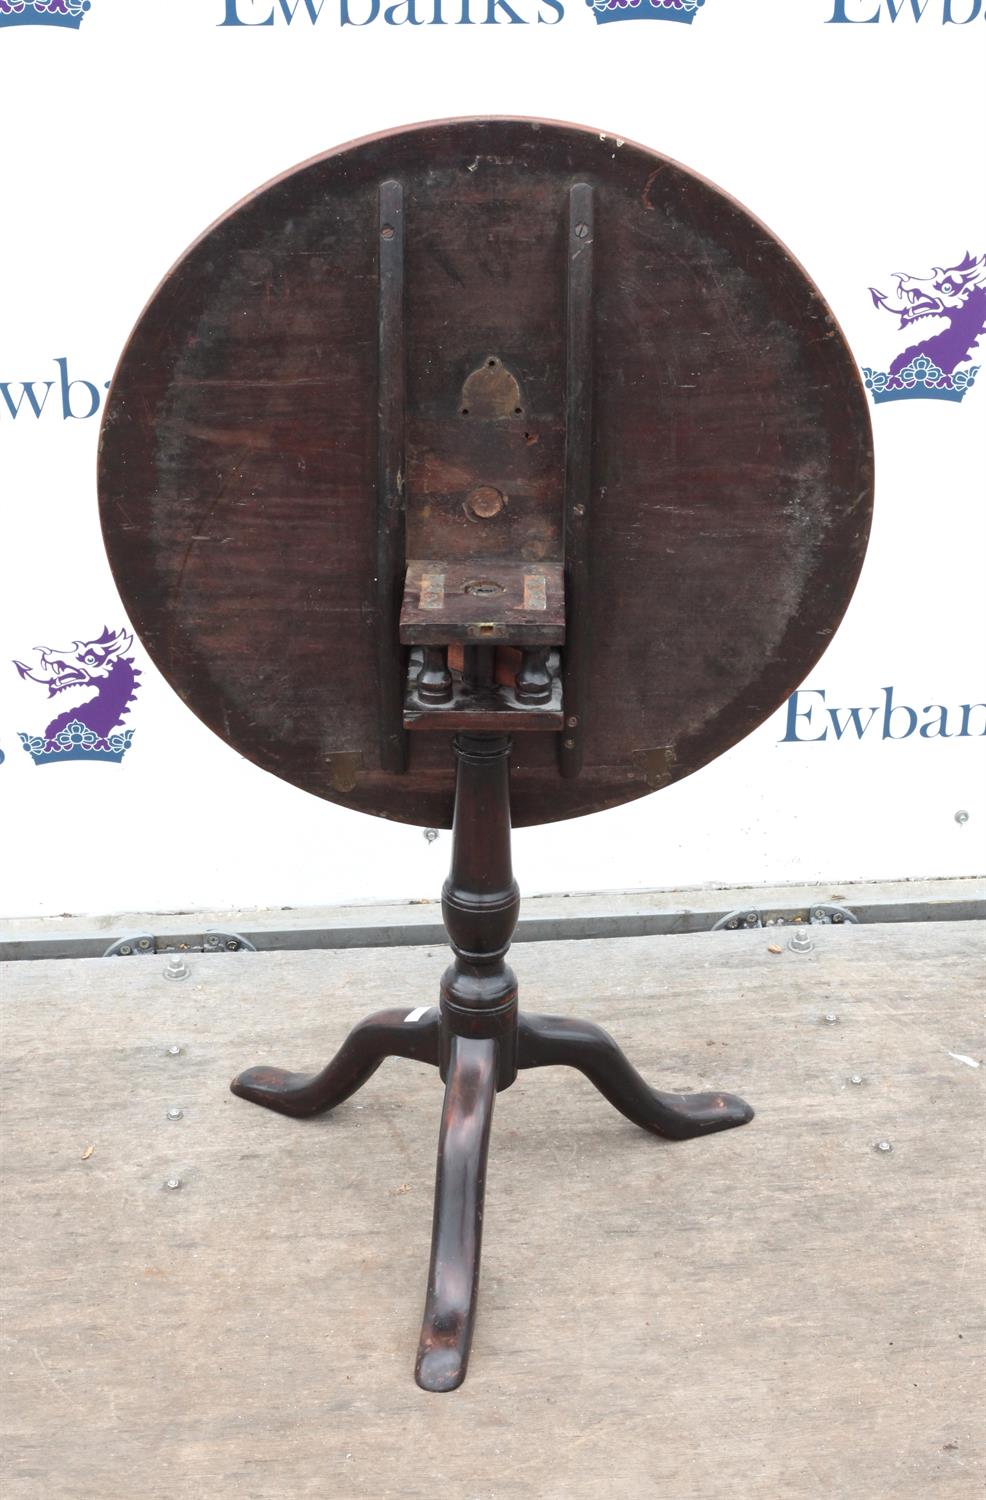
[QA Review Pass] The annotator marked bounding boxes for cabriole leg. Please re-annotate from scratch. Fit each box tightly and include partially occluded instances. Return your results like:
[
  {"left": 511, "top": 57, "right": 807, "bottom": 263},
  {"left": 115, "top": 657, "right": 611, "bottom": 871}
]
[
  {"left": 230, "top": 1006, "right": 440, "bottom": 1119},
  {"left": 517, "top": 1011, "right": 753, "bottom": 1141},
  {"left": 415, "top": 1034, "right": 497, "bottom": 1393}
]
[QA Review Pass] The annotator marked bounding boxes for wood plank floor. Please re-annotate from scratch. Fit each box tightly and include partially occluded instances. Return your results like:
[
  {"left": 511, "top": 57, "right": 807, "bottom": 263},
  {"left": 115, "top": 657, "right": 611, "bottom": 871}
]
[{"left": 2, "top": 921, "right": 983, "bottom": 1499}]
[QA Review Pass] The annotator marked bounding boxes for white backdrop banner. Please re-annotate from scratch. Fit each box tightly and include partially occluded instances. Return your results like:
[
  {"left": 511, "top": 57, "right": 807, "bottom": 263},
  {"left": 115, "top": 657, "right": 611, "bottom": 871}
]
[{"left": 1, "top": 0, "right": 984, "bottom": 917}]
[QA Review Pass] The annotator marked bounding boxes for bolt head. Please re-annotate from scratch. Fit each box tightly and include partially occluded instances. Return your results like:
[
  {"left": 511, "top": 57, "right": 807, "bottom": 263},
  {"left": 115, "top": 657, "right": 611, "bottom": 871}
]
[
  {"left": 464, "top": 484, "right": 505, "bottom": 520},
  {"left": 823, "top": 1012, "right": 839, "bottom": 1025},
  {"left": 166, "top": 1108, "right": 184, "bottom": 1121},
  {"left": 165, "top": 1045, "right": 182, "bottom": 1057},
  {"left": 850, "top": 1074, "right": 864, "bottom": 1086},
  {"left": 164, "top": 1177, "right": 183, "bottom": 1190},
  {"left": 876, "top": 1140, "right": 893, "bottom": 1153}
]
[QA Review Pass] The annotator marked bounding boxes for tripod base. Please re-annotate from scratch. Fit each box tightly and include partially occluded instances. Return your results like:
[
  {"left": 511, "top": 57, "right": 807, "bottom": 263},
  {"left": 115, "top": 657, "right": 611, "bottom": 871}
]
[
  {"left": 232, "top": 733, "right": 752, "bottom": 1391},
  {"left": 231, "top": 1003, "right": 753, "bottom": 1392}
]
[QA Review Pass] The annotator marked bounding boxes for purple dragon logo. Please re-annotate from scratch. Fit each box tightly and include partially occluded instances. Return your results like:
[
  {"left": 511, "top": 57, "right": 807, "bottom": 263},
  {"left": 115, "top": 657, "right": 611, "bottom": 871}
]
[
  {"left": 863, "top": 251, "right": 985, "bottom": 404},
  {"left": 14, "top": 627, "right": 141, "bottom": 765}
]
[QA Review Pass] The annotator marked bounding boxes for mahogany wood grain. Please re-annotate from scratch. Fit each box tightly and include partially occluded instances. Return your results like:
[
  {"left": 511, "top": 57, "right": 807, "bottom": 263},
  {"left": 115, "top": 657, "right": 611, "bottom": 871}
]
[{"left": 98, "top": 118, "right": 873, "bottom": 828}]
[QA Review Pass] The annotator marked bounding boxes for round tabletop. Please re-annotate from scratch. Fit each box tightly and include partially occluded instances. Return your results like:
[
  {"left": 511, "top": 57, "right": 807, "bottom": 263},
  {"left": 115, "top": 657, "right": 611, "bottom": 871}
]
[{"left": 98, "top": 117, "right": 873, "bottom": 829}]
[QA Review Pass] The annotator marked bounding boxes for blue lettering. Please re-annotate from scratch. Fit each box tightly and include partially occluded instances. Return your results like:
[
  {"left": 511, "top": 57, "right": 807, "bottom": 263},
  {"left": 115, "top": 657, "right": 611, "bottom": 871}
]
[
  {"left": 825, "top": 0, "right": 971, "bottom": 16},
  {"left": 56, "top": 357, "right": 100, "bottom": 421},
  {"left": 538, "top": 0, "right": 564, "bottom": 17},
  {"left": 827, "top": 704, "right": 878, "bottom": 740},
  {"left": 919, "top": 705, "right": 952, "bottom": 738},
  {"left": 782, "top": 689, "right": 984, "bottom": 743},
  {"left": 277, "top": 0, "right": 327, "bottom": 18},
  {"left": 827, "top": 0, "right": 880, "bottom": 21},
  {"left": 958, "top": 703, "right": 986, "bottom": 736},
  {"left": 485, "top": 0, "right": 526, "bottom": 19},
  {"left": 341, "top": 0, "right": 379, "bottom": 21},
  {"left": 884, "top": 0, "right": 932, "bottom": 17},
  {"left": 0, "top": 380, "right": 54, "bottom": 420},
  {"left": 218, "top": 0, "right": 275, "bottom": 22},
  {"left": 881, "top": 686, "right": 917, "bottom": 739},
  {"left": 780, "top": 689, "right": 828, "bottom": 743},
  {"left": 384, "top": 0, "right": 424, "bottom": 19}
]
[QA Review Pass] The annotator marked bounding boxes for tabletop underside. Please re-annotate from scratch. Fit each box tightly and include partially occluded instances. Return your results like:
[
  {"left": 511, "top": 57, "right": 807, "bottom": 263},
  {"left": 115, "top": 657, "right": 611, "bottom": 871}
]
[{"left": 98, "top": 118, "right": 873, "bottom": 827}]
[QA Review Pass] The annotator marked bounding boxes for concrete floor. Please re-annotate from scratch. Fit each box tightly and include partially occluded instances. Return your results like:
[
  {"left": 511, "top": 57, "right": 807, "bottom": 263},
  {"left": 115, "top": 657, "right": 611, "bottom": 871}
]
[{"left": 2, "top": 920, "right": 984, "bottom": 1498}]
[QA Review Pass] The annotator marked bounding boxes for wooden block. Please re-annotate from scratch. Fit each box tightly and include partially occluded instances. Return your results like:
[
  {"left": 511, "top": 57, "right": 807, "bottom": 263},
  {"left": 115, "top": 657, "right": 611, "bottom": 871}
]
[{"left": 400, "top": 558, "right": 565, "bottom": 645}]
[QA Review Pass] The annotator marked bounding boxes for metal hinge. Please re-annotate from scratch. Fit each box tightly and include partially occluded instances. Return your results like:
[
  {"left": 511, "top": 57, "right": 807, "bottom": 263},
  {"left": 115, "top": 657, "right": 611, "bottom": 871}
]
[
  {"left": 712, "top": 904, "right": 858, "bottom": 932},
  {"left": 102, "top": 930, "right": 257, "bottom": 958}
]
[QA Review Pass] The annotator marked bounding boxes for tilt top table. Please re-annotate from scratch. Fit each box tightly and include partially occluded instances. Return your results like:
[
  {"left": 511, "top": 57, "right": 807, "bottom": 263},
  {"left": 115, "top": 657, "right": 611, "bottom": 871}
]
[{"left": 98, "top": 117, "right": 874, "bottom": 1392}]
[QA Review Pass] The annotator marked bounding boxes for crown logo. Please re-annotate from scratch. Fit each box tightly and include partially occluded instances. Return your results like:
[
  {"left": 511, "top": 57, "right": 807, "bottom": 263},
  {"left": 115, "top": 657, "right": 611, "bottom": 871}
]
[
  {"left": 862, "top": 355, "right": 980, "bottom": 405},
  {"left": 0, "top": 1, "right": 91, "bottom": 30},
  {"left": 19, "top": 718, "right": 135, "bottom": 765},
  {"left": 586, "top": 0, "right": 705, "bottom": 24}
]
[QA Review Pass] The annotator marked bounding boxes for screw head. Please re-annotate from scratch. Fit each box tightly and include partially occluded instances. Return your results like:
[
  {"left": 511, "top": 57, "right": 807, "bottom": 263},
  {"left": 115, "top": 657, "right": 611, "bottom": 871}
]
[
  {"left": 464, "top": 484, "right": 505, "bottom": 520},
  {"left": 164, "top": 1177, "right": 183, "bottom": 1190},
  {"left": 165, "top": 1045, "right": 182, "bottom": 1057},
  {"left": 850, "top": 1074, "right": 864, "bottom": 1086},
  {"left": 118, "top": 944, "right": 132, "bottom": 956},
  {"left": 166, "top": 1108, "right": 184, "bottom": 1121},
  {"left": 823, "top": 1012, "right": 839, "bottom": 1025},
  {"left": 574, "top": 221, "right": 589, "bottom": 239},
  {"left": 423, "top": 828, "right": 438, "bottom": 844},
  {"left": 955, "top": 809, "right": 969, "bottom": 825},
  {"left": 875, "top": 1140, "right": 893, "bottom": 1154}
]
